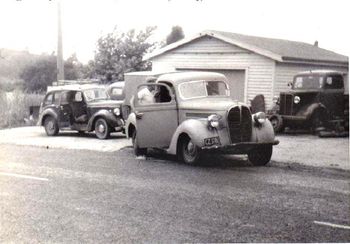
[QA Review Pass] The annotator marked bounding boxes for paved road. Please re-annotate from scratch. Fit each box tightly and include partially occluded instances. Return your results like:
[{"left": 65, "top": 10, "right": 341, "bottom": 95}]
[{"left": 0, "top": 144, "right": 349, "bottom": 243}]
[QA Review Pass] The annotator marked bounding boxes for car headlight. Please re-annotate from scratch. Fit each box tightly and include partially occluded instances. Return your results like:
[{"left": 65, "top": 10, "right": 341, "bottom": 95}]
[
  {"left": 294, "top": 96, "right": 300, "bottom": 104},
  {"left": 207, "top": 114, "right": 220, "bottom": 128},
  {"left": 113, "top": 108, "right": 121, "bottom": 116},
  {"left": 253, "top": 112, "right": 266, "bottom": 125}
]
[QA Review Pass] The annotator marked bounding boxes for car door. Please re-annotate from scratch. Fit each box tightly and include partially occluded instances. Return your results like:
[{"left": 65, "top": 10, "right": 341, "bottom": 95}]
[
  {"left": 134, "top": 83, "right": 178, "bottom": 149},
  {"left": 58, "top": 91, "right": 73, "bottom": 127}
]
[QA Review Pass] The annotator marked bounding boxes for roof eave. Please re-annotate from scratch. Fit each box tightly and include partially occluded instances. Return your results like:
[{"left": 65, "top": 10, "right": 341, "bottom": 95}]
[{"left": 281, "top": 56, "right": 349, "bottom": 67}]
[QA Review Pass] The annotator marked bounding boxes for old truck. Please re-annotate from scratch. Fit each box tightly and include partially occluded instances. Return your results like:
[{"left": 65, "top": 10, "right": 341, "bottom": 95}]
[{"left": 269, "top": 70, "right": 349, "bottom": 134}]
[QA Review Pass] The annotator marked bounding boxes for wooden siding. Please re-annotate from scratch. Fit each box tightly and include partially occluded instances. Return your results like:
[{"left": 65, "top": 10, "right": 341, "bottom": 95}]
[
  {"left": 151, "top": 36, "right": 275, "bottom": 108},
  {"left": 274, "top": 63, "right": 348, "bottom": 97}
]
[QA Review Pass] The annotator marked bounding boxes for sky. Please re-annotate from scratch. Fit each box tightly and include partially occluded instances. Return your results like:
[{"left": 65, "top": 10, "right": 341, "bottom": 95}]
[{"left": 0, "top": 0, "right": 349, "bottom": 63}]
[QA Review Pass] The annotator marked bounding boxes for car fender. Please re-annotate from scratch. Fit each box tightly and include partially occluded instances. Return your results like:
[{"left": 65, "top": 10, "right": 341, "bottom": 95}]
[
  {"left": 167, "top": 119, "right": 218, "bottom": 155},
  {"left": 87, "top": 109, "right": 121, "bottom": 131},
  {"left": 251, "top": 119, "right": 275, "bottom": 143},
  {"left": 38, "top": 108, "right": 58, "bottom": 126},
  {"left": 125, "top": 113, "right": 137, "bottom": 139},
  {"left": 296, "top": 103, "right": 327, "bottom": 119}
]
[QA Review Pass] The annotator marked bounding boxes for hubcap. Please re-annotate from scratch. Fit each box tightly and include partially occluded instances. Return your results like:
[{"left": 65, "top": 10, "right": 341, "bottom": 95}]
[
  {"left": 48, "top": 121, "right": 54, "bottom": 131},
  {"left": 98, "top": 123, "right": 105, "bottom": 133},
  {"left": 186, "top": 141, "right": 196, "bottom": 156}
]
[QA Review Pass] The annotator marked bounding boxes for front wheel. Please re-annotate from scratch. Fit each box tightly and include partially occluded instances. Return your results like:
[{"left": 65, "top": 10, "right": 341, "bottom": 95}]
[
  {"left": 95, "top": 118, "right": 110, "bottom": 139},
  {"left": 248, "top": 146, "right": 273, "bottom": 166},
  {"left": 179, "top": 137, "right": 201, "bottom": 165},
  {"left": 269, "top": 115, "right": 284, "bottom": 133},
  {"left": 44, "top": 116, "right": 59, "bottom": 136}
]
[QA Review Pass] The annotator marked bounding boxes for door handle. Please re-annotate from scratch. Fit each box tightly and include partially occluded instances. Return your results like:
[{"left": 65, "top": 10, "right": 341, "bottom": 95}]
[{"left": 135, "top": 112, "right": 144, "bottom": 120}]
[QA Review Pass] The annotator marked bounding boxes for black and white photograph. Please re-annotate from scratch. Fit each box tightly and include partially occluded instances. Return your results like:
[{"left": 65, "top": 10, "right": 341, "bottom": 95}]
[{"left": 0, "top": 0, "right": 349, "bottom": 242}]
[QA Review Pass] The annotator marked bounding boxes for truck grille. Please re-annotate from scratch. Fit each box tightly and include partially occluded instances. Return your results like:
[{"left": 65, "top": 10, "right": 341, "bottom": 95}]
[
  {"left": 280, "top": 94, "right": 293, "bottom": 115},
  {"left": 227, "top": 106, "right": 252, "bottom": 143}
]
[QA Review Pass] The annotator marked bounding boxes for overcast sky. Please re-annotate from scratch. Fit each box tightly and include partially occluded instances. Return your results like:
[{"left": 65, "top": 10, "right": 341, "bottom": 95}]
[{"left": 0, "top": 0, "right": 349, "bottom": 63}]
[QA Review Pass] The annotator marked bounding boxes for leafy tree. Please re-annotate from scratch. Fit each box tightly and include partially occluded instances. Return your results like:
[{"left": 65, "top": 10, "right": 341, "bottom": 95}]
[
  {"left": 20, "top": 54, "right": 57, "bottom": 93},
  {"left": 94, "top": 26, "right": 156, "bottom": 83},
  {"left": 64, "top": 53, "right": 84, "bottom": 80},
  {"left": 166, "top": 26, "right": 185, "bottom": 45}
]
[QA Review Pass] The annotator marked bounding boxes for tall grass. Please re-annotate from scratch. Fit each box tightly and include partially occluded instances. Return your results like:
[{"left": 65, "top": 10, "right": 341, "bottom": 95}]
[{"left": 0, "top": 90, "right": 44, "bottom": 128}]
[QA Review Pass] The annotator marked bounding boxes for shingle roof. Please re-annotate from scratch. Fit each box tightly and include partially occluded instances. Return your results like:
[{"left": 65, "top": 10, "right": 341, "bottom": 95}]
[
  {"left": 145, "top": 30, "right": 348, "bottom": 65},
  {"left": 209, "top": 30, "right": 348, "bottom": 64}
]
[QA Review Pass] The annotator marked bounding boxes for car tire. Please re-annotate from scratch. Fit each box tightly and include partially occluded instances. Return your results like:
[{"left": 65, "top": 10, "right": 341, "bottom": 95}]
[
  {"left": 179, "top": 136, "right": 201, "bottom": 165},
  {"left": 132, "top": 130, "right": 147, "bottom": 156},
  {"left": 248, "top": 145, "right": 272, "bottom": 166},
  {"left": 269, "top": 115, "right": 284, "bottom": 133},
  {"left": 94, "top": 118, "right": 110, "bottom": 139},
  {"left": 44, "top": 116, "right": 59, "bottom": 136}
]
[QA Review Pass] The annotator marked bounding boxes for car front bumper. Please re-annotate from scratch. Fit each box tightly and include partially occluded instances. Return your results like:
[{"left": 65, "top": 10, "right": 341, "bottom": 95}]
[{"left": 201, "top": 140, "right": 279, "bottom": 154}]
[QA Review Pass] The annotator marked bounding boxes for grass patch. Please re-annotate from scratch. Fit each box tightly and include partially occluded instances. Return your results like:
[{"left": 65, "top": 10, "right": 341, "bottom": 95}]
[{"left": 0, "top": 90, "right": 44, "bottom": 128}]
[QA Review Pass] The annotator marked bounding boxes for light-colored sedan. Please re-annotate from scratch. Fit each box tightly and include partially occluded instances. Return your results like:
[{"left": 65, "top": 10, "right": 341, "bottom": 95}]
[{"left": 125, "top": 72, "right": 279, "bottom": 165}]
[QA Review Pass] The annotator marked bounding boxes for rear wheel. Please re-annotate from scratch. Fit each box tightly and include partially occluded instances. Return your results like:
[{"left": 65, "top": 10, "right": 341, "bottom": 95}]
[
  {"left": 95, "top": 118, "right": 110, "bottom": 139},
  {"left": 248, "top": 145, "right": 272, "bottom": 166},
  {"left": 132, "top": 130, "right": 147, "bottom": 156},
  {"left": 179, "top": 136, "right": 201, "bottom": 165},
  {"left": 44, "top": 116, "right": 59, "bottom": 136}
]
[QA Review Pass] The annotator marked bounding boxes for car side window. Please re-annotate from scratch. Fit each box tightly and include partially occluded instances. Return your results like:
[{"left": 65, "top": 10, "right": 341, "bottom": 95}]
[
  {"left": 137, "top": 84, "right": 172, "bottom": 105},
  {"left": 53, "top": 92, "right": 61, "bottom": 105},
  {"left": 324, "top": 75, "right": 344, "bottom": 89},
  {"left": 43, "top": 93, "right": 53, "bottom": 106}
]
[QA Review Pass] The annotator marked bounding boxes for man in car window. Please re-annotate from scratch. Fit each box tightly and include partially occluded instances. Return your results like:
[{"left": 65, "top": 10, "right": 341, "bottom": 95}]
[{"left": 137, "top": 85, "right": 155, "bottom": 104}]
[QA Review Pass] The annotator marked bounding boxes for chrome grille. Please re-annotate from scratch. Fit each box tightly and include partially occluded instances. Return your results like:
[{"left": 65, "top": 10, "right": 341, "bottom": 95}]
[
  {"left": 280, "top": 93, "right": 293, "bottom": 115},
  {"left": 227, "top": 106, "right": 252, "bottom": 143}
]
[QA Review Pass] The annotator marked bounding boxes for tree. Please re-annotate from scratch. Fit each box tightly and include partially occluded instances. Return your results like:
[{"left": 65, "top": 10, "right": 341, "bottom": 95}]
[
  {"left": 20, "top": 54, "right": 57, "bottom": 93},
  {"left": 94, "top": 26, "right": 156, "bottom": 83},
  {"left": 166, "top": 26, "right": 185, "bottom": 45},
  {"left": 64, "top": 53, "right": 84, "bottom": 80}
]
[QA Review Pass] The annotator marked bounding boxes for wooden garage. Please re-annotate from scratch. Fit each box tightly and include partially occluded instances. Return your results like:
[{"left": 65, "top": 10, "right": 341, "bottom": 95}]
[{"left": 144, "top": 30, "right": 348, "bottom": 108}]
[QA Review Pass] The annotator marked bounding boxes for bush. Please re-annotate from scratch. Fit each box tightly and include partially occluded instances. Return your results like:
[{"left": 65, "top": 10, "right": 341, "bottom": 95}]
[{"left": 0, "top": 90, "right": 44, "bottom": 128}]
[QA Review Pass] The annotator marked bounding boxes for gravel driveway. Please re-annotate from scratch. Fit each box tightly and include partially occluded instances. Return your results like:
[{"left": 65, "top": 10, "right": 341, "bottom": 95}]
[{"left": 0, "top": 126, "right": 348, "bottom": 170}]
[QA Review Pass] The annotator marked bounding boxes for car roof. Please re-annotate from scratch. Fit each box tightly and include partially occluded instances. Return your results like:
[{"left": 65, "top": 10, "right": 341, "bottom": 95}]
[
  {"left": 156, "top": 71, "right": 227, "bottom": 85},
  {"left": 47, "top": 84, "right": 104, "bottom": 92},
  {"left": 297, "top": 70, "right": 345, "bottom": 76}
]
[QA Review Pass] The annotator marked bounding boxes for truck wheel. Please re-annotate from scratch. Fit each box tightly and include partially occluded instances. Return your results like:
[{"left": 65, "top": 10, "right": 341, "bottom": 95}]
[
  {"left": 269, "top": 115, "right": 284, "bottom": 133},
  {"left": 95, "top": 118, "right": 110, "bottom": 139},
  {"left": 132, "top": 130, "right": 147, "bottom": 156},
  {"left": 310, "top": 110, "right": 327, "bottom": 135},
  {"left": 248, "top": 145, "right": 272, "bottom": 166},
  {"left": 44, "top": 116, "right": 59, "bottom": 136},
  {"left": 179, "top": 136, "right": 201, "bottom": 165}
]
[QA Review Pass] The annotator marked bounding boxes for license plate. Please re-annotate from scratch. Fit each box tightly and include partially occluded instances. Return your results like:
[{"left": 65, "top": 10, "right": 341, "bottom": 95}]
[{"left": 204, "top": 137, "right": 220, "bottom": 146}]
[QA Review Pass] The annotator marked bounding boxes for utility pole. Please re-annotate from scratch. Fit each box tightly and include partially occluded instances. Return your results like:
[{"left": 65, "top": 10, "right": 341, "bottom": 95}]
[{"left": 57, "top": 0, "right": 64, "bottom": 82}]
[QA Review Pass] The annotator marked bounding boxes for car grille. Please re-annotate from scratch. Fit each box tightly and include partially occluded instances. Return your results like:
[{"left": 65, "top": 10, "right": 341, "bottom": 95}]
[
  {"left": 227, "top": 106, "right": 252, "bottom": 143},
  {"left": 280, "top": 93, "right": 293, "bottom": 115}
]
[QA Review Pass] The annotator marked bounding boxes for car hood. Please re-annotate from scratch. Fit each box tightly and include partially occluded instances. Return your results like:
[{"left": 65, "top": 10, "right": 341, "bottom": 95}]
[
  {"left": 179, "top": 97, "right": 244, "bottom": 111},
  {"left": 88, "top": 100, "right": 123, "bottom": 108}
]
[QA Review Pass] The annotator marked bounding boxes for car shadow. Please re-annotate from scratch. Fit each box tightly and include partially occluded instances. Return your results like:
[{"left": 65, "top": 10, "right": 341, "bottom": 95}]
[
  {"left": 146, "top": 149, "right": 254, "bottom": 169},
  {"left": 54, "top": 131, "right": 126, "bottom": 140}
]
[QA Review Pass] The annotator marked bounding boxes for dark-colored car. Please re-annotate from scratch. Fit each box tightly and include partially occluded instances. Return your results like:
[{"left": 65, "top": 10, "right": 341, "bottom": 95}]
[
  {"left": 269, "top": 70, "right": 349, "bottom": 133},
  {"left": 38, "top": 84, "right": 124, "bottom": 139}
]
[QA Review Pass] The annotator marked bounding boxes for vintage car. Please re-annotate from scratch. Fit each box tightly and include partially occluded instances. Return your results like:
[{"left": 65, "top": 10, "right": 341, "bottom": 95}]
[
  {"left": 106, "top": 81, "right": 125, "bottom": 101},
  {"left": 38, "top": 84, "right": 124, "bottom": 139},
  {"left": 125, "top": 72, "right": 279, "bottom": 165},
  {"left": 269, "top": 70, "right": 349, "bottom": 133}
]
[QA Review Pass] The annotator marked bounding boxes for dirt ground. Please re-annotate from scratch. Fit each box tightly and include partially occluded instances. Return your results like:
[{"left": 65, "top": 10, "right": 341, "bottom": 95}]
[{"left": 0, "top": 126, "right": 348, "bottom": 170}]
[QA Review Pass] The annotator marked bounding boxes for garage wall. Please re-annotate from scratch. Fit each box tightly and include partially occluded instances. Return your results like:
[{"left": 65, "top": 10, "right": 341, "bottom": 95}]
[
  {"left": 151, "top": 36, "right": 275, "bottom": 107},
  {"left": 274, "top": 63, "right": 349, "bottom": 98}
]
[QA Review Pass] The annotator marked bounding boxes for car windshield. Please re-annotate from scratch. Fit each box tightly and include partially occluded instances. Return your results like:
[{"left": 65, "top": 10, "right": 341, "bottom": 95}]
[
  {"left": 293, "top": 75, "right": 324, "bottom": 89},
  {"left": 83, "top": 88, "right": 108, "bottom": 102},
  {"left": 179, "top": 80, "right": 229, "bottom": 99}
]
